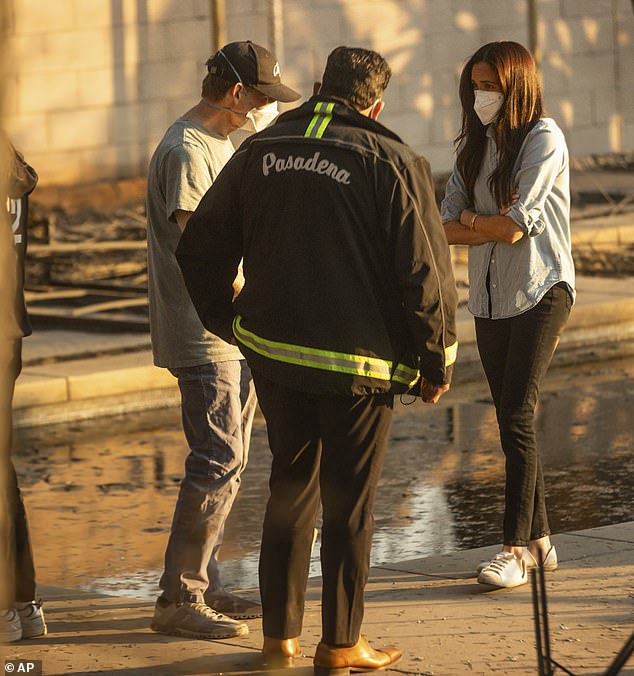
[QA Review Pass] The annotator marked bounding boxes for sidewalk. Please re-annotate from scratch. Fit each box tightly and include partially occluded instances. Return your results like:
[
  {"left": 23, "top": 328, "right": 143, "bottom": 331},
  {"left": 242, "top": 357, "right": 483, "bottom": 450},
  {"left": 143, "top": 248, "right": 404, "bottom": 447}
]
[{"left": 5, "top": 521, "right": 633, "bottom": 675}]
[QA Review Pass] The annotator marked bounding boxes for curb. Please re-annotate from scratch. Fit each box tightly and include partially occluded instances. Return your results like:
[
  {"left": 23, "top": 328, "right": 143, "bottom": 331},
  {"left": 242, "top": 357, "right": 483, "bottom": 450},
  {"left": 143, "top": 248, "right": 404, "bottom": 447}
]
[{"left": 13, "top": 275, "right": 634, "bottom": 428}]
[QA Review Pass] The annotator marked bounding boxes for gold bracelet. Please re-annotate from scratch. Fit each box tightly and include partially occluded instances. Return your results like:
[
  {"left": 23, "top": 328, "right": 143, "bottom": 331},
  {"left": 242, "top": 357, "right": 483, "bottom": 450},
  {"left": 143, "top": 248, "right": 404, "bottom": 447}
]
[{"left": 470, "top": 213, "right": 479, "bottom": 231}]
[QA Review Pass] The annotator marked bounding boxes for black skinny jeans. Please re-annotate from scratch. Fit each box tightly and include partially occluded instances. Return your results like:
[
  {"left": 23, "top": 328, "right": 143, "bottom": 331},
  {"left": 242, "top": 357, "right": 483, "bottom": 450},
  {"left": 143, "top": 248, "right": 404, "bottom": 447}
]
[
  {"left": 475, "top": 283, "right": 572, "bottom": 546},
  {"left": 253, "top": 370, "right": 394, "bottom": 647}
]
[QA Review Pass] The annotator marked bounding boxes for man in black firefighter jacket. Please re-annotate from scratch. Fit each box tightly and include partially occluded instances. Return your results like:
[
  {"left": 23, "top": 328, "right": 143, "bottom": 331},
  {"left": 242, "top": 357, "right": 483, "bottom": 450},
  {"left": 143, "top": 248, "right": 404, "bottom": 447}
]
[{"left": 176, "top": 46, "right": 458, "bottom": 674}]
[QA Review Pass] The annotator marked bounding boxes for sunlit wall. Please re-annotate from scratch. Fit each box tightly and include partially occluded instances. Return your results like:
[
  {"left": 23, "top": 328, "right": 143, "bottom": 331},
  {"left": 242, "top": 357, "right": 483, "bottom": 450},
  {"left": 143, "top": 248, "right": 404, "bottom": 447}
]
[{"left": 4, "top": 0, "right": 634, "bottom": 186}]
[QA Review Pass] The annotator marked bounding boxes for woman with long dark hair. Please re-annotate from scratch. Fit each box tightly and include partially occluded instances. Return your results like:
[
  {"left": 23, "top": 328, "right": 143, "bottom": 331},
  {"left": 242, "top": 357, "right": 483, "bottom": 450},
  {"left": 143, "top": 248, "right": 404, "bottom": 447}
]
[{"left": 441, "top": 41, "right": 575, "bottom": 588}]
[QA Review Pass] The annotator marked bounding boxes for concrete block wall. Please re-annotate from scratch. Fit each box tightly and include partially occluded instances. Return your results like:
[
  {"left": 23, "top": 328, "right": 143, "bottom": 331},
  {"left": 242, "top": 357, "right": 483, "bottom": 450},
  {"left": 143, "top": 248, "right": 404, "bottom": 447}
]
[
  {"left": 541, "top": 0, "right": 634, "bottom": 155},
  {"left": 4, "top": 0, "right": 634, "bottom": 186},
  {"left": 4, "top": 0, "right": 215, "bottom": 185}
]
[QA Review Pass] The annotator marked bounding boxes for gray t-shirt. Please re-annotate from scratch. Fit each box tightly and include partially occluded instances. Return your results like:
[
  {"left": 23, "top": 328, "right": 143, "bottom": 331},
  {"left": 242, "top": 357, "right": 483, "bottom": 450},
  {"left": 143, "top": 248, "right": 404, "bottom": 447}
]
[{"left": 146, "top": 117, "right": 243, "bottom": 367}]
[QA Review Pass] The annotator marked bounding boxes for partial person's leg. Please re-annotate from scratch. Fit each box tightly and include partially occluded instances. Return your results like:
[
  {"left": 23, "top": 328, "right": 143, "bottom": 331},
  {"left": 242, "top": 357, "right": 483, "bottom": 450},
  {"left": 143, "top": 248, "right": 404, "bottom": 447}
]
[
  {"left": 253, "top": 370, "right": 322, "bottom": 641},
  {"left": 1, "top": 340, "right": 22, "bottom": 642},
  {"left": 206, "top": 361, "right": 256, "bottom": 586},
  {"left": 160, "top": 360, "right": 250, "bottom": 602},
  {"left": 11, "top": 459, "right": 46, "bottom": 638},
  {"left": 474, "top": 316, "right": 528, "bottom": 585},
  {"left": 152, "top": 360, "right": 249, "bottom": 639},
  {"left": 319, "top": 393, "right": 393, "bottom": 647},
  {"left": 5, "top": 339, "right": 36, "bottom": 602},
  {"left": 204, "top": 360, "right": 260, "bottom": 617},
  {"left": 1, "top": 339, "right": 45, "bottom": 640},
  {"left": 494, "top": 285, "right": 571, "bottom": 547},
  {"left": 474, "top": 315, "right": 512, "bottom": 412},
  {"left": 11, "top": 463, "right": 35, "bottom": 603}
]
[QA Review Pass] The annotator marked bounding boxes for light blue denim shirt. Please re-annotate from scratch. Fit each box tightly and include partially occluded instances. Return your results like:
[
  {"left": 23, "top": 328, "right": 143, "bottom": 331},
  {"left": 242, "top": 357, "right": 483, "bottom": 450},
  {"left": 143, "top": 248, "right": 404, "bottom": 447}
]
[{"left": 441, "top": 117, "right": 575, "bottom": 319}]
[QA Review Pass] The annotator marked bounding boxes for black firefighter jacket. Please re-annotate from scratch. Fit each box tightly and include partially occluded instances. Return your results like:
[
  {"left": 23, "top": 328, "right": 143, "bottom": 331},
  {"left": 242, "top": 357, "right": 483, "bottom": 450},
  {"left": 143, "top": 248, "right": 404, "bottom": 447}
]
[{"left": 176, "top": 96, "right": 458, "bottom": 397}]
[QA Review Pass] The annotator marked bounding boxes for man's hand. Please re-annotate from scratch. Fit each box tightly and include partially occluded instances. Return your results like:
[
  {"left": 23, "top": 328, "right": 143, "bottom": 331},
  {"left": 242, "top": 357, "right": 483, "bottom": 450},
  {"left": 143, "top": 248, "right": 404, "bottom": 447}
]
[
  {"left": 232, "top": 262, "right": 245, "bottom": 300},
  {"left": 420, "top": 380, "right": 450, "bottom": 404}
]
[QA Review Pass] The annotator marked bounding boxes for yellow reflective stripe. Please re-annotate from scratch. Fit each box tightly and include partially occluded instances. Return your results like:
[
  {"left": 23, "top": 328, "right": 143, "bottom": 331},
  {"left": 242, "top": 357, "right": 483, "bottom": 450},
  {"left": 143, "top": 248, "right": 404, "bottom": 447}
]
[
  {"left": 233, "top": 316, "right": 416, "bottom": 383},
  {"left": 392, "top": 363, "right": 420, "bottom": 387},
  {"left": 304, "top": 102, "right": 323, "bottom": 137},
  {"left": 304, "top": 102, "right": 335, "bottom": 138},
  {"left": 234, "top": 316, "right": 391, "bottom": 378},
  {"left": 314, "top": 102, "right": 335, "bottom": 138},
  {"left": 445, "top": 341, "right": 458, "bottom": 367}
]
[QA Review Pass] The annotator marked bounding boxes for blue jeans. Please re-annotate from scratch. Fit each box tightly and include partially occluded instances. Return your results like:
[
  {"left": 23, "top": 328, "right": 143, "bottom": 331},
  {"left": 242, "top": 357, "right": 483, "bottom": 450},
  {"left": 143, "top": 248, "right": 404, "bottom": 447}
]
[
  {"left": 159, "top": 359, "right": 256, "bottom": 603},
  {"left": 475, "top": 283, "right": 572, "bottom": 546}
]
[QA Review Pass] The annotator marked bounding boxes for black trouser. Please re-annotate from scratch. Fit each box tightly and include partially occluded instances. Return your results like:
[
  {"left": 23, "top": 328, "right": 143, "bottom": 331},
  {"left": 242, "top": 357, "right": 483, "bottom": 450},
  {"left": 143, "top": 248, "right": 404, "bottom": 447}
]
[
  {"left": 475, "top": 283, "right": 572, "bottom": 546},
  {"left": 1, "top": 339, "right": 36, "bottom": 606},
  {"left": 253, "top": 370, "right": 394, "bottom": 647}
]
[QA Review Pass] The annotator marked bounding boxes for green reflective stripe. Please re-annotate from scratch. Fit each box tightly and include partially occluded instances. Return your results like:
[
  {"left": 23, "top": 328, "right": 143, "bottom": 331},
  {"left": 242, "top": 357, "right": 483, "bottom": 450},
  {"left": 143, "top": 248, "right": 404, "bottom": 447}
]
[
  {"left": 233, "top": 316, "right": 415, "bottom": 383},
  {"left": 234, "top": 316, "right": 391, "bottom": 378},
  {"left": 445, "top": 341, "right": 458, "bottom": 367},
  {"left": 304, "top": 102, "right": 334, "bottom": 138},
  {"left": 304, "top": 102, "right": 324, "bottom": 137},
  {"left": 314, "top": 102, "right": 335, "bottom": 138},
  {"left": 392, "top": 364, "right": 420, "bottom": 386}
]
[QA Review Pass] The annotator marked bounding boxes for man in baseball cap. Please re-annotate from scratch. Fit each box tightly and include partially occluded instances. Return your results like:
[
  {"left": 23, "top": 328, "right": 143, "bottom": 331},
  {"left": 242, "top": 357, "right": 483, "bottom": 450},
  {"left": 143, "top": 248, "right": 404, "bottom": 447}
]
[
  {"left": 206, "top": 40, "right": 300, "bottom": 103},
  {"left": 147, "top": 41, "right": 300, "bottom": 642}
]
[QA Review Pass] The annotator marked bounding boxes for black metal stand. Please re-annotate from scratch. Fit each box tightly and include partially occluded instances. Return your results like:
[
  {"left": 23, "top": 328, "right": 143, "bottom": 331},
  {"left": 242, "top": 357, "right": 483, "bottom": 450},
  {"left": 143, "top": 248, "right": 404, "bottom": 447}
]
[
  {"left": 605, "top": 631, "right": 634, "bottom": 676},
  {"left": 531, "top": 553, "right": 634, "bottom": 676}
]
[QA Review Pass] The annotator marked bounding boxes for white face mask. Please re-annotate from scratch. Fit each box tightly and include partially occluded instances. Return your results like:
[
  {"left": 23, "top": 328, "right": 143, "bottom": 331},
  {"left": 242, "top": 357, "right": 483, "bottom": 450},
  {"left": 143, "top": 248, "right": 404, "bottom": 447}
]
[
  {"left": 243, "top": 101, "right": 279, "bottom": 133},
  {"left": 473, "top": 90, "right": 504, "bottom": 126}
]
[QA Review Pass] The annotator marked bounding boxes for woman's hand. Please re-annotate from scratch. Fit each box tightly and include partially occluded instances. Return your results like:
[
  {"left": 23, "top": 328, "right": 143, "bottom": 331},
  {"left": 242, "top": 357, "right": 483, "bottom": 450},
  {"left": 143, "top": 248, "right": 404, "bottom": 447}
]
[
  {"left": 500, "top": 192, "right": 519, "bottom": 216},
  {"left": 459, "top": 208, "right": 475, "bottom": 228}
]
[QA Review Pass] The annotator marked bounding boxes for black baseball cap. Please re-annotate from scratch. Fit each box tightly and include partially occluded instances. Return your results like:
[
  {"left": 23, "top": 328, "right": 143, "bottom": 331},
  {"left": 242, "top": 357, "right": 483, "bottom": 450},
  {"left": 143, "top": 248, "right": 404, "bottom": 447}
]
[{"left": 206, "top": 40, "right": 300, "bottom": 103}]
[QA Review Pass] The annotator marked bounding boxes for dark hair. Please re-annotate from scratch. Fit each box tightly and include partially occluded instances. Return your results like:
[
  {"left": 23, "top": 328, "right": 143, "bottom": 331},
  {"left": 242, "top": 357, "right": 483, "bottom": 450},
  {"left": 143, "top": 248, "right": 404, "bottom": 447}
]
[
  {"left": 320, "top": 46, "right": 391, "bottom": 110},
  {"left": 456, "top": 41, "right": 544, "bottom": 208},
  {"left": 201, "top": 71, "right": 235, "bottom": 102}
]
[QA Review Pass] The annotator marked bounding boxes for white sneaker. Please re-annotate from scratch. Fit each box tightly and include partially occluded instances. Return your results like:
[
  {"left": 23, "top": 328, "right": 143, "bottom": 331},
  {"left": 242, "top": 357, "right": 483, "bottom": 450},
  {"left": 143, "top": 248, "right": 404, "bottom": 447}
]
[
  {"left": 477, "top": 552, "right": 527, "bottom": 588},
  {"left": 476, "top": 545, "right": 558, "bottom": 575},
  {"left": 16, "top": 600, "right": 47, "bottom": 639},
  {"left": 524, "top": 546, "right": 558, "bottom": 571},
  {"left": 0, "top": 609, "right": 23, "bottom": 643}
]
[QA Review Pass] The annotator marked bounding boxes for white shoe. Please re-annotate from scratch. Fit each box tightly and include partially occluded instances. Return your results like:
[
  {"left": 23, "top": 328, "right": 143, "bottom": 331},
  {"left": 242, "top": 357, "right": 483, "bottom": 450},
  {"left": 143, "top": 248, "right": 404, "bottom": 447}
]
[
  {"left": 524, "top": 546, "right": 558, "bottom": 571},
  {"left": 476, "top": 545, "right": 558, "bottom": 575},
  {"left": 0, "top": 609, "right": 23, "bottom": 643},
  {"left": 477, "top": 552, "right": 528, "bottom": 588},
  {"left": 16, "top": 600, "right": 47, "bottom": 639}
]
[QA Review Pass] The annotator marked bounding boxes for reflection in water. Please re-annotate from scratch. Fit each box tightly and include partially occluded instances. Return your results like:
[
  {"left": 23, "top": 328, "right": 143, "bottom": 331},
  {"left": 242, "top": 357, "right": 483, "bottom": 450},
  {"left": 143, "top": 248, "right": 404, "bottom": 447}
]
[{"left": 13, "top": 357, "right": 634, "bottom": 598}]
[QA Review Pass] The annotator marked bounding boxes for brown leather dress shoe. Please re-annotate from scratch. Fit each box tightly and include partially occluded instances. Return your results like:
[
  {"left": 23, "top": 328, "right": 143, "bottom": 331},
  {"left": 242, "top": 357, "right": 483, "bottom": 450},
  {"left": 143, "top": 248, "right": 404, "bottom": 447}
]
[
  {"left": 313, "top": 635, "right": 402, "bottom": 675},
  {"left": 262, "top": 636, "right": 302, "bottom": 668}
]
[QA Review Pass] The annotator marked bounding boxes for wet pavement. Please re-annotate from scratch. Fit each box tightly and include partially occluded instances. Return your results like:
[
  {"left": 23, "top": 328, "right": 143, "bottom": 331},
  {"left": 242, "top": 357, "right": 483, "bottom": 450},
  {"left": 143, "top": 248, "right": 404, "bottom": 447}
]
[{"left": 12, "top": 355, "right": 634, "bottom": 601}]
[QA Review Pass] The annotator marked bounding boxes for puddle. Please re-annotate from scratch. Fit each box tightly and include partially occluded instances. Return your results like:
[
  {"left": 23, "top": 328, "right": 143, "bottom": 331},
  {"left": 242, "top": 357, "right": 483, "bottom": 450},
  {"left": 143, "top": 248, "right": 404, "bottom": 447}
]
[{"left": 13, "top": 356, "right": 634, "bottom": 599}]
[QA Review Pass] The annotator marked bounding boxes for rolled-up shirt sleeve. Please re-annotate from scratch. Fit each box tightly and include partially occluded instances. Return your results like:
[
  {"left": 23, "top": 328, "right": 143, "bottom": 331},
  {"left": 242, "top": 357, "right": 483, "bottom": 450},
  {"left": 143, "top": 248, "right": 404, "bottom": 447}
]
[
  {"left": 505, "top": 124, "right": 568, "bottom": 237},
  {"left": 440, "top": 165, "right": 469, "bottom": 223}
]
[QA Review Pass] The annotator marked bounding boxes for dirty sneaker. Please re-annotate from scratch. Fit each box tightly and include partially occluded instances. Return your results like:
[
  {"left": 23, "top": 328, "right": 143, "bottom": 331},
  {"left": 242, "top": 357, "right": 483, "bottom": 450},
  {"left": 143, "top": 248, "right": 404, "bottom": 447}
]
[
  {"left": 150, "top": 599, "right": 248, "bottom": 639},
  {"left": 204, "top": 590, "right": 262, "bottom": 620},
  {"left": 478, "top": 551, "right": 527, "bottom": 588},
  {"left": 16, "top": 600, "right": 47, "bottom": 638},
  {"left": 0, "top": 609, "right": 22, "bottom": 643}
]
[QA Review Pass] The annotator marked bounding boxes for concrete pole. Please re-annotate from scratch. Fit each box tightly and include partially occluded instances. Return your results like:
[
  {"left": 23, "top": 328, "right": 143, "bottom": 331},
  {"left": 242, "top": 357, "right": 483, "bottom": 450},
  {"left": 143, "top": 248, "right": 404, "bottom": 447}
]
[
  {"left": 269, "top": 0, "right": 285, "bottom": 69},
  {"left": 528, "top": 0, "right": 541, "bottom": 67},
  {"left": 209, "top": 0, "right": 227, "bottom": 53}
]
